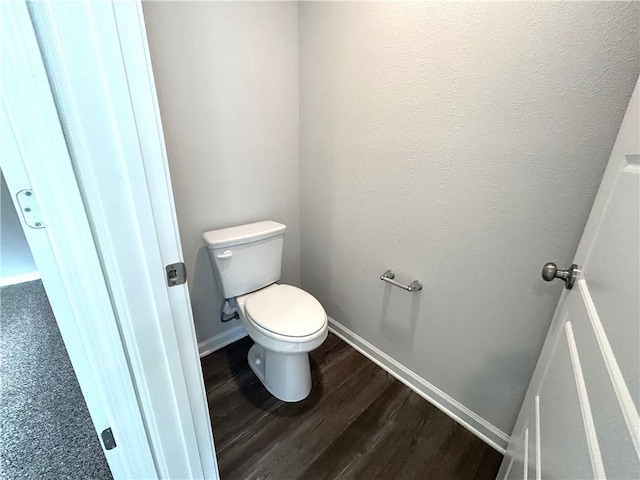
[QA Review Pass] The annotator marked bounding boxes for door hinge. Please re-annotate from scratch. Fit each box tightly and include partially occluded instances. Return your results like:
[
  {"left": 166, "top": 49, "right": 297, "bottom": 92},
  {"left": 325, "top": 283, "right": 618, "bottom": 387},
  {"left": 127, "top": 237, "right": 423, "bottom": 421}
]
[
  {"left": 15, "top": 189, "right": 44, "bottom": 229},
  {"left": 166, "top": 262, "right": 187, "bottom": 287},
  {"left": 101, "top": 427, "right": 117, "bottom": 450}
]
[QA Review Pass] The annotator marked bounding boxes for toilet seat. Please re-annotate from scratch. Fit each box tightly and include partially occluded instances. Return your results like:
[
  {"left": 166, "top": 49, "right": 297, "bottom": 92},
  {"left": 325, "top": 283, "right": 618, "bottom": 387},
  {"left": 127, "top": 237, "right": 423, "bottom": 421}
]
[{"left": 244, "top": 284, "right": 326, "bottom": 338}]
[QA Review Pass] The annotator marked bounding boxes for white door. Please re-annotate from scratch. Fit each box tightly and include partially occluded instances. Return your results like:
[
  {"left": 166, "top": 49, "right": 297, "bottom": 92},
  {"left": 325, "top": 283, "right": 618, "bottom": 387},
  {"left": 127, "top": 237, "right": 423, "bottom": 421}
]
[
  {"left": 0, "top": 5, "right": 157, "bottom": 477},
  {"left": 2, "top": 1, "right": 218, "bottom": 477},
  {"left": 498, "top": 79, "right": 640, "bottom": 479}
]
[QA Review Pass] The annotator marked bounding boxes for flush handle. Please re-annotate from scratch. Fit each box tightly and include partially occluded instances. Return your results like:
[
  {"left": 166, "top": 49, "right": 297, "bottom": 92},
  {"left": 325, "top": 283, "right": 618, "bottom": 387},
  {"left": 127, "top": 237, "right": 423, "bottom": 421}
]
[
  {"left": 541, "top": 262, "right": 578, "bottom": 289},
  {"left": 216, "top": 250, "right": 233, "bottom": 260}
]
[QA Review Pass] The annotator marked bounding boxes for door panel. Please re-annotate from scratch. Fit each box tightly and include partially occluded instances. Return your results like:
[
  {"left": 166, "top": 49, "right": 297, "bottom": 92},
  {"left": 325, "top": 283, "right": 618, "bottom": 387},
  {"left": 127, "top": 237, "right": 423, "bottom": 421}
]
[
  {"left": 498, "top": 78, "right": 640, "bottom": 479},
  {"left": 526, "top": 417, "right": 536, "bottom": 480},
  {"left": 568, "top": 290, "right": 639, "bottom": 478},
  {"left": 505, "top": 427, "right": 528, "bottom": 480},
  {"left": 582, "top": 157, "right": 640, "bottom": 412},
  {"left": 537, "top": 318, "right": 596, "bottom": 480}
]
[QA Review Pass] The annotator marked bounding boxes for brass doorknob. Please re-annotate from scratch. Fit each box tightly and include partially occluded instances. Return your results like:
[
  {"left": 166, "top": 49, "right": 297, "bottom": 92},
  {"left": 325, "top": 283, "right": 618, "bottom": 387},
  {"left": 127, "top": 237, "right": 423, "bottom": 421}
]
[{"left": 541, "top": 262, "right": 578, "bottom": 289}]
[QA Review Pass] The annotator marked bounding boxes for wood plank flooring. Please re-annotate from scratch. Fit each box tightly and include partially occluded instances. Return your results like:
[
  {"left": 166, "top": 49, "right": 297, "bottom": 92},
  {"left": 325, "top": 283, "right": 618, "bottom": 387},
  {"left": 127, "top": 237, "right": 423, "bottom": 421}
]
[{"left": 201, "top": 333, "right": 502, "bottom": 480}]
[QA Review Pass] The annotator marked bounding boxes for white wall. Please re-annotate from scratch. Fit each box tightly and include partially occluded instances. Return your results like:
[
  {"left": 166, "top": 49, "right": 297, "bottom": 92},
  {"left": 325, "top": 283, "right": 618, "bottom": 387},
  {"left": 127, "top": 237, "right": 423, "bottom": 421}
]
[
  {"left": 299, "top": 2, "right": 639, "bottom": 435},
  {"left": 142, "top": 2, "right": 300, "bottom": 343}
]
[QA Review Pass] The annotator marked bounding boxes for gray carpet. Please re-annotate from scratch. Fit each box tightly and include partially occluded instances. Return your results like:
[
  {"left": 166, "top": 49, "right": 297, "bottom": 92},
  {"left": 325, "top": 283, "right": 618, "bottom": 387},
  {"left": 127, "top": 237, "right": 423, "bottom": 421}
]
[{"left": 0, "top": 280, "right": 112, "bottom": 479}]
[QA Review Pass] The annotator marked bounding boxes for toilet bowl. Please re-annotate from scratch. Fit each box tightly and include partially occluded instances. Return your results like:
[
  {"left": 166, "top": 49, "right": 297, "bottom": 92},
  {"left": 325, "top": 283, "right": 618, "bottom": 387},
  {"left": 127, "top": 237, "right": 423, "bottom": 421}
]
[
  {"left": 237, "top": 283, "right": 327, "bottom": 402},
  {"left": 203, "top": 221, "right": 328, "bottom": 402}
]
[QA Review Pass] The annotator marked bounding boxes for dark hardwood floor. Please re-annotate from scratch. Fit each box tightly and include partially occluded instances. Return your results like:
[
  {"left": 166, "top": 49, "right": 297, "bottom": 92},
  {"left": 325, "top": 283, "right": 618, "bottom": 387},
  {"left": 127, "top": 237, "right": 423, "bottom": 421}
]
[{"left": 201, "top": 333, "right": 503, "bottom": 480}]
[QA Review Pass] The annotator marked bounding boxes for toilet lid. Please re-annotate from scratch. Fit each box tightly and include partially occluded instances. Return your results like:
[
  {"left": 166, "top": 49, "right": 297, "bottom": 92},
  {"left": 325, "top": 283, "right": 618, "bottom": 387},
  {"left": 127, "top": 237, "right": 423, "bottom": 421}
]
[{"left": 245, "top": 284, "right": 326, "bottom": 338}]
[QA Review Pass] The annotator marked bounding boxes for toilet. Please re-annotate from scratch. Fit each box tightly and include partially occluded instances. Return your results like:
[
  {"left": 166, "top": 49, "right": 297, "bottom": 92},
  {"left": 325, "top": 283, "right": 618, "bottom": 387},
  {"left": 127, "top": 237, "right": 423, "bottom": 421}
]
[{"left": 202, "top": 220, "right": 328, "bottom": 402}]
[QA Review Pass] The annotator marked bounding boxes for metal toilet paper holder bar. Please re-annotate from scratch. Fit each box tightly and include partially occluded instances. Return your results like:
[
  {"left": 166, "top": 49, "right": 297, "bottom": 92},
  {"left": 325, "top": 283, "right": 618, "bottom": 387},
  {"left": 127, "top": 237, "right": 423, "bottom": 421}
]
[{"left": 380, "top": 270, "right": 423, "bottom": 292}]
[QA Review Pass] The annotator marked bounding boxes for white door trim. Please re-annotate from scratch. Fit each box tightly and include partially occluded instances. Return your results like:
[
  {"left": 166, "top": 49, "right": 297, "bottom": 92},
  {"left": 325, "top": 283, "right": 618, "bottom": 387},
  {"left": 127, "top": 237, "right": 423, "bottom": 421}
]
[
  {"left": 0, "top": 2, "right": 156, "bottom": 477},
  {"left": 2, "top": 1, "right": 218, "bottom": 478}
]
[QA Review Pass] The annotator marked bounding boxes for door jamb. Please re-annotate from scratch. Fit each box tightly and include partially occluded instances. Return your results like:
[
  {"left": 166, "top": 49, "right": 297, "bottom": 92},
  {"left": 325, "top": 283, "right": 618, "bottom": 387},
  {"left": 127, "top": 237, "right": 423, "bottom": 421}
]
[
  {"left": 0, "top": 3, "right": 157, "bottom": 478},
  {"left": 1, "top": 1, "right": 218, "bottom": 478}
]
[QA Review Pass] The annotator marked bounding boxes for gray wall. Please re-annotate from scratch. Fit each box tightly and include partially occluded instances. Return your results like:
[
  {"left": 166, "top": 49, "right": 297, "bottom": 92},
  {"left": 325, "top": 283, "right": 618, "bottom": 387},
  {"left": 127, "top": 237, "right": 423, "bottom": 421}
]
[
  {"left": 299, "top": 2, "right": 639, "bottom": 434},
  {"left": 143, "top": 2, "right": 300, "bottom": 343},
  {"left": 143, "top": 1, "right": 639, "bottom": 437}
]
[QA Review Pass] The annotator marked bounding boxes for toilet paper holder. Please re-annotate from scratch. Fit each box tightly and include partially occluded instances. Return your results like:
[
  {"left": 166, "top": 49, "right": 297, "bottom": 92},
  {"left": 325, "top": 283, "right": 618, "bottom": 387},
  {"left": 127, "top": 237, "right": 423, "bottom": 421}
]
[{"left": 380, "top": 270, "right": 423, "bottom": 292}]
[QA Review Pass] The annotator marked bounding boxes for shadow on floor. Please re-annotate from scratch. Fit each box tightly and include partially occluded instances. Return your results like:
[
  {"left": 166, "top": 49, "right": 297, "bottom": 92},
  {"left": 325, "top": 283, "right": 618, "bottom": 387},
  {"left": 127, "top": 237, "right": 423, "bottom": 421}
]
[{"left": 224, "top": 336, "right": 325, "bottom": 416}]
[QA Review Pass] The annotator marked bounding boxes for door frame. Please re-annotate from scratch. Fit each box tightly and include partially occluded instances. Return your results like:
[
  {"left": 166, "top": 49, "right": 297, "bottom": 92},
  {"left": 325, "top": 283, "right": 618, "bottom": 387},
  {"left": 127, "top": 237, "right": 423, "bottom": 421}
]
[
  {"left": 1, "top": 1, "right": 218, "bottom": 478},
  {"left": 1, "top": 2, "right": 157, "bottom": 478}
]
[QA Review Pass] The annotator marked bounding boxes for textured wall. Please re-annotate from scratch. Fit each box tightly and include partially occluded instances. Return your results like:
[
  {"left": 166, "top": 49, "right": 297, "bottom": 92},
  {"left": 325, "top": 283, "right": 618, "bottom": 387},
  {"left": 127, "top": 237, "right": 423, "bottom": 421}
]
[
  {"left": 142, "top": 2, "right": 300, "bottom": 343},
  {"left": 299, "top": 2, "right": 639, "bottom": 434}
]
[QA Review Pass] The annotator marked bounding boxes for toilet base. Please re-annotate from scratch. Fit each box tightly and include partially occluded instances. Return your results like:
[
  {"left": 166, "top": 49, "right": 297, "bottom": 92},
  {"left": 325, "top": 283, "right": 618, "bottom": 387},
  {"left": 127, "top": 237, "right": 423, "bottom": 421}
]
[{"left": 247, "top": 343, "right": 312, "bottom": 402}]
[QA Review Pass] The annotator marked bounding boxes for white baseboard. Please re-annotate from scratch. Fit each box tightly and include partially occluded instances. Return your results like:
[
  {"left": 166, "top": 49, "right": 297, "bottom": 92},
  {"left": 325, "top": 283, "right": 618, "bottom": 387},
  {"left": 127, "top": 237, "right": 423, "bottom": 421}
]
[
  {"left": 198, "top": 324, "right": 247, "bottom": 358},
  {"left": 328, "top": 318, "right": 509, "bottom": 453}
]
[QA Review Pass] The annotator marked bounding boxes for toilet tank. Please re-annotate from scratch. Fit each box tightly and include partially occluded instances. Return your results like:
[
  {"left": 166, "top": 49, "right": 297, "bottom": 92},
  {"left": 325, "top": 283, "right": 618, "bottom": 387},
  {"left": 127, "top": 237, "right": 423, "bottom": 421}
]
[{"left": 202, "top": 221, "right": 286, "bottom": 299}]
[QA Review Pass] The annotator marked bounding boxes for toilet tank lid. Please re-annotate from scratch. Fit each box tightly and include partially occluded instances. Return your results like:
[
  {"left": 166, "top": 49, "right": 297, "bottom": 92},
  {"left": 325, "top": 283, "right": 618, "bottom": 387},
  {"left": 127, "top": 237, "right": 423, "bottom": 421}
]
[{"left": 202, "top": 220, "right": 286, "bottom": 249}]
